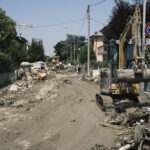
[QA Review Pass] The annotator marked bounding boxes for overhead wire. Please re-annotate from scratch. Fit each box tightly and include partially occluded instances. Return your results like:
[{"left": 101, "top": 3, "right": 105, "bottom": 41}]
[
  {"left": 78, "top": 11, "right": 87, "bottom": 35},
  {"left": 90, "top": 0, "right": 106, "bottom": 6},
  {"left": 3, "top": 0, "right": 107, "bottom": 38},
  {"left": 16, "top": 1, "right": 107, "bottom": 31},
  {"left": 16, "top": 19, "right": 84, "bottom": 30},
  {"left": 90, "top": 17, "right": 106, "bottom": 25}
]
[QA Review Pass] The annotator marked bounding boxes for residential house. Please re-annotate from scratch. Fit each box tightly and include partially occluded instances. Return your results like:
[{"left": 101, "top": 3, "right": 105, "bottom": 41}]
[
  {"left": 90, "top": 31, "right": 107, "bottom": 62},
  {"left": 52, "top": 56, "right": 60, "bottom": 64},
  {"left": 15, "top": 36, "right": 29, "bottom": 51}
]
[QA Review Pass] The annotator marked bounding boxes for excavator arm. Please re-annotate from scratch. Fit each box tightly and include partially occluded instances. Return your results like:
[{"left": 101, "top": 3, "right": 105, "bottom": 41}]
[
  {"left": 117, "top": 7, "right": 150, "bottom": 83},
  {"left": 119, "top": 8, "right": 142, "bottom": 69}
]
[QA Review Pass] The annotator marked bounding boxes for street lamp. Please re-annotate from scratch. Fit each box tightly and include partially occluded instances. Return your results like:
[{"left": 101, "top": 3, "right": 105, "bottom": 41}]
[{"left": 64, "top": 26, "right": 76, "bottom": 63}]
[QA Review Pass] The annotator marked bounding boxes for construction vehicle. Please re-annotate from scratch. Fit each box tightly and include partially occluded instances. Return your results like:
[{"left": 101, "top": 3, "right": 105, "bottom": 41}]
[{"left": 96, "top": 7, "right": 150, "bottom": 111}]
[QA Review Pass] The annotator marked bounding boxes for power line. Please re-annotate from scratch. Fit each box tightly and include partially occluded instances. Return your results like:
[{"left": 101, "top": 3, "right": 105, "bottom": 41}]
[
  {"left": 90, "top": 17, "right": 106, "bottom": 25},
  {"left": 17, "top": 19, "right": 84, "bottom": 30},
  {"left": 35, "top": 19, "right": 83, "bottom": 28},
  {"left": 90, "top": 0, "right": 106, "bottom": 6},
  {"left": 78, "top": 11, "right": 87, "bottom": 35}
]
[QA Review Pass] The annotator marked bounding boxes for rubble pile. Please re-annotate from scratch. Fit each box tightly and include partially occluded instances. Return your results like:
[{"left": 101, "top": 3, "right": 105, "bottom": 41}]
[
  {"left": 97, "top": 101, "right": 150, "bottom": 150},
  {"left": 9, "top": 82, "right": 33, "bottom": 93},
  {"left": 0, "top": 61, "right": 73, "bottom": 108},
  {"left": 79, "top": 74, "right": 100, "bottom": 84},
  {"left": 91, "top": 144, "right": 115, "bottom": 150},
  {"left": 0, "top": 81, "right": 33, "bottom": 107}
]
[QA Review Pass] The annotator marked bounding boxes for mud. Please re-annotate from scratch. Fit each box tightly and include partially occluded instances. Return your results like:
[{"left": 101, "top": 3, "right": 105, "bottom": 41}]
[{"left": 0, "top": 73, "right": 120, "bottom": 150}]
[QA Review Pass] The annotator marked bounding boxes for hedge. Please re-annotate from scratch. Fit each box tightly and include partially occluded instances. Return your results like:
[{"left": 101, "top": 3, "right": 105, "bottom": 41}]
[{"left": 0, "top": 52, "right": 12, "bottom": 73}]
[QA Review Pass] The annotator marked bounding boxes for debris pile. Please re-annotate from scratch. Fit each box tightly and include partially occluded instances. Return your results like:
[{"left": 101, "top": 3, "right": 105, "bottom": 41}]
[
  {"left": 0, "top": 81, "right": 33, "bottom": 107},
  {"left": 79, "top": 74, "right": 99, "bottom": 84},
  {"left": 91, "top": 144, "right": 115, "bottom": 150},
  {"left": 9, "top": 82, "right": 33, "bottom": 93},
  {"left": 97, "top": 101, "right": 150, "bottom": 150}
]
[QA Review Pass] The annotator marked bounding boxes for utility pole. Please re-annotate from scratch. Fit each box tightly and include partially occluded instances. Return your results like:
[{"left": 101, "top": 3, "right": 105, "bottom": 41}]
[
  {"left": 142, "top": 0, "right": 147, "bottom": 47},
  {"left": 141, "top": 0, "right": 147, "bottom": 92},
  {"left": 74, "top": 36, "right": 75, "bottom": 63},
  {"left": 63, "top": 26, "right": 75, "bottom": 63},
  {"left": 87, "top": 5, "right": 90, "bottom": 76}
]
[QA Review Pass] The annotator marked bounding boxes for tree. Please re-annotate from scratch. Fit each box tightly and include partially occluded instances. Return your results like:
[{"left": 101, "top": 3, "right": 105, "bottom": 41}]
[
  {"left": 0, "top": 52, "right": 12, "bottom": 73},
  {"left": 54, "top": 41, "right": 65, "bottom": 61},
  {"left": 0, "top": 8, "right": 28, "bottom": 70},
  {"left": 28, "top": 39, "right": 45, "bottom": 62},
  {"left": 8, "top": 40, "right": 28, "bottom": 68},
  {"left": 79, "top": 45, "right": 96, "bottom": 64},
  {"left": 101, "top": 0, "right": 150, "bottom": 41},
  {"left": 66, "top": 34, "right": 86, "bottom": 59},
  {"left": 101, "top": 0, "right": 134, "bottom": 40},
  {"left": 0, "top": 8, "right": 16, "bottom": 53},
  {"left": 54, "top": 34, "right": 86, "bottom": 62}
]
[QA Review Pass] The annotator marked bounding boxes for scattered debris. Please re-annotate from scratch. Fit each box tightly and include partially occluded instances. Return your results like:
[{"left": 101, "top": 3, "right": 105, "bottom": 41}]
[
  {"left": 10, "top": 84, "right": 19, "bottom": 92},
  {"left": 91, "top": 144, "right": 115, "bottom": 150},
  {"left": 70, "top": 119, "right": 76, "bottom": 123},
  {"left": 63, "top": 79, "right": 72, "bottom": 84},
  {"left": 0, "top": 99, "right": 4, "bottom": 106}
]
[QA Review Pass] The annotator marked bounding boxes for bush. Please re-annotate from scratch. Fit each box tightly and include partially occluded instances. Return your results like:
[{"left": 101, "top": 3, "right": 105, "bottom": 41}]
[
  {"left": 79, "top": 45, "right": 96, "bottom": 64},
  {"left": 68, "top": 59, "right": 78, "bottom": 65},
  {"left": 90, "top": 60, "right": 109, "bottom": 69},
  {"left": 0, "top": 52, "right": 12, "bottom": 73},
  {"left": 67, "top": 59, "right": 74, "bottom": 65}
]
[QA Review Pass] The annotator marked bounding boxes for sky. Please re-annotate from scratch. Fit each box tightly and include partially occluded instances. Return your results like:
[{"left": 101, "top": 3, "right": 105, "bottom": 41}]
[{"left": 0, "top": 0, "right": 116, "bottom": 56}]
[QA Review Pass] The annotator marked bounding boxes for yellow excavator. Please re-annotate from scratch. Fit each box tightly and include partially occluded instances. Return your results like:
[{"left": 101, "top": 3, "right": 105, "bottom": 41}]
[{"left": 96, "top": 7, "right": 150, "bottom": 111}]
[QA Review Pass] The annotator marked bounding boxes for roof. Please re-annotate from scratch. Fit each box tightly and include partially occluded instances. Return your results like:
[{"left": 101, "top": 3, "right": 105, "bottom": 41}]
[
  {"left": 16, "top": 36, "right": 28, "bottom": 44},
  {"left": 52, "top": 56, "right": 60, "bottom": 58},
  {"left": 90, "top": 31, "right": 103, "bottom": 38},
  {"left": 20, "top": 62, "right": 31, "bottom": 66}
]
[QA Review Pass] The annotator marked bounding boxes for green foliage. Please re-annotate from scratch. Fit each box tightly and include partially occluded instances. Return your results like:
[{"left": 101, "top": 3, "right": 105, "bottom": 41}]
[
  {"left": 101, "top": 0, "right": 150, "bottom": 40},
  {"left": 8, "top": 40, "right": 28, "bottom": 68},
  {"left": 0, "top": 8, "right": 46, "bottom": 72},
  {"left": 54, "top": 34, "right": 86, "bottom": 62},
  {"left": 45, "top": 56, "right": 52, "bottom": 62},
  {"left": 67, "top": 59, "right": 74, "bottom": 65},
  {"left": 54, "top": 41, "right": 65, "bottom": 61},
  {"left": 0, "top": 8, "right": 28, "bottom": 70},
  {"left": 79, "top": 45, "right": 96, "bottom": 64},
  {"left": 101, "top": 0, "right": 134, "bottom": 40},
  {"left": 67, "top": 59, "right": 78, "bottom": 65},
  {"left": 28, "top": 39, "right": 45, "bottom": 62},
  {"left": 0, "top": 52, "right": 12, "bottom": 73},
  {"left": 0, "top": 8, "right": 16, "bottom": 52},
  {"left": 90, "top": 60, "right": 109, "bottom": 69}
]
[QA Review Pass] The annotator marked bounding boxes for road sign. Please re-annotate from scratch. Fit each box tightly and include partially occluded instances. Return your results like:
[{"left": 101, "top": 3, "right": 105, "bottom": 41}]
[{"left": 145, "top": 22, "right": 150, "bottom": 37}]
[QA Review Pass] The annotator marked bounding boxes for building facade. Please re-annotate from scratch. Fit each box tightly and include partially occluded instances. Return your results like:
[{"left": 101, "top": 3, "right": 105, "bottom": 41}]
[
  {"left": 90, "top": 31, "right": 107, "bottom": 62},
  {"left": 15, "top": 36, "right": 29, "bottom": 51}
]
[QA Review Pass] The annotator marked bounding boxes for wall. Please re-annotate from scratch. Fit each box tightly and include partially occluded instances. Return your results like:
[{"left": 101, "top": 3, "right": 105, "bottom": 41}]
[
  {"left": 0, "top": 72, "right": 15, "bottom": 87},
  {"left": 92, "top": 36, "right": 104, "bottom": 62},
  {"left": 97, "top": 55, "right": 103, "bottom": 62}
]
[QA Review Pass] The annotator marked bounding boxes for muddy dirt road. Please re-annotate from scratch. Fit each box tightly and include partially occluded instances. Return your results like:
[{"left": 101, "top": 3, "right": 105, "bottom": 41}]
[{"left": 0, "top": 73, "right": 120, "bottom": 150}]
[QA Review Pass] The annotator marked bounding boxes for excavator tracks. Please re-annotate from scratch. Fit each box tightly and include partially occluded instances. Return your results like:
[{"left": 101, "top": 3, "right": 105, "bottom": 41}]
[{"left": 95, "top": 93, "right": 114, "bottom": 111}]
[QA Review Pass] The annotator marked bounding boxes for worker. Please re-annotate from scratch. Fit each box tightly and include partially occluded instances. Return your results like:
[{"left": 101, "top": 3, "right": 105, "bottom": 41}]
[
  {"left": 77, "top": 64, "right": 81, "bottom": 75},
  {"left": 56, "top": 63, "right": 60, "bottom": 71}
]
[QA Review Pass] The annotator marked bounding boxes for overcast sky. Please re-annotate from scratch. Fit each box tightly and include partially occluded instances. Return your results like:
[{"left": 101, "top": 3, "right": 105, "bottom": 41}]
[{"left": 0, "top": 0, "right": 116, "bottom": 56}]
